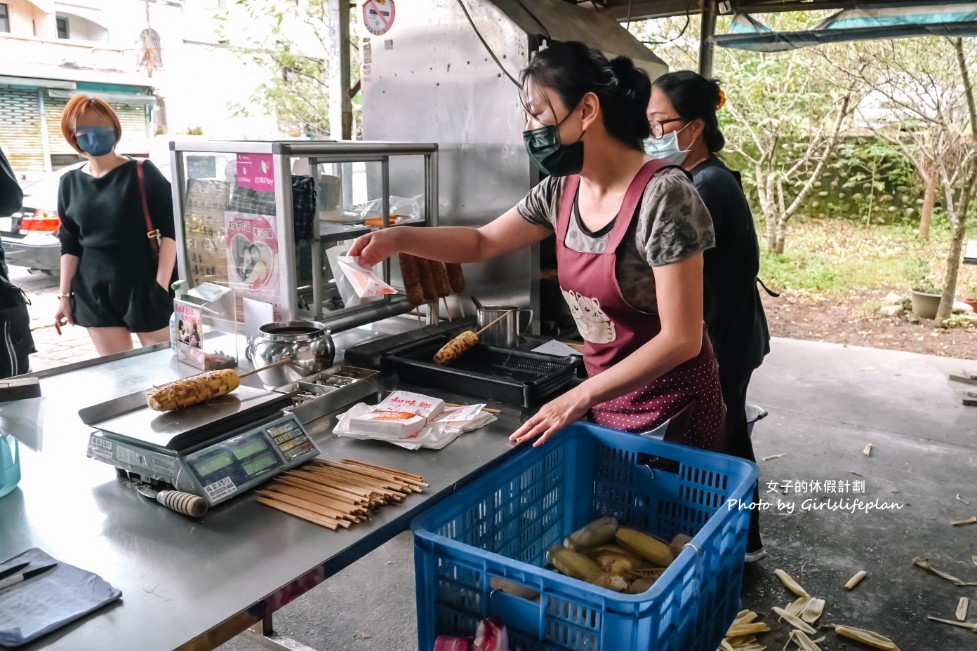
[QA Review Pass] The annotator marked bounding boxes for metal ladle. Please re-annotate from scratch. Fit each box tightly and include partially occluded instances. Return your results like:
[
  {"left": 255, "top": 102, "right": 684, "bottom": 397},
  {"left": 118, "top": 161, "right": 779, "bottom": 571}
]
[{"left": 471, "top": 295, "right": 484, "bottom": 311}]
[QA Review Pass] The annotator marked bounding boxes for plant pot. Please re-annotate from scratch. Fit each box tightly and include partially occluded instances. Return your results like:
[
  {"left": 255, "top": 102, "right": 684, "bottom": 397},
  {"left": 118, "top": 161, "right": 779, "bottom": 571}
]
[
  {"left": 910, "top": 290, "right": 941, "bottom": 319},
  {"left": 964, "top": 298, "right": 977, "bottom": 313}
]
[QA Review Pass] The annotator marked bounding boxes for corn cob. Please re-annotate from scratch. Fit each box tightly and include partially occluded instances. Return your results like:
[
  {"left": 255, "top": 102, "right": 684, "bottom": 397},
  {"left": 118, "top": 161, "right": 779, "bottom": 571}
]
[
  {"left": 833, "top": 625, "right": 901, "bottom": 650},
  {"left": 668, "top": 533, "right": 693, "bottom": 558},
  {"left": 148, "top": 369, "right": 240, "bottom": 411},
  {"left": 546, "top": 545, "right": 627, "bottom": 592},
  {"left": 626, "top": 576, "right": 656, "bottom": 594},
  {"left": 434, "top": 330, "right": 478, "bottom": 365},
  {"left": 592, "top": 551, "right": 641, "bottom": 575},
  {"left": 565, "top": 516, "right": 619, "bottom": 550},
  {"left": 614, "top": 528, "right": 674, "bottom": 568}
]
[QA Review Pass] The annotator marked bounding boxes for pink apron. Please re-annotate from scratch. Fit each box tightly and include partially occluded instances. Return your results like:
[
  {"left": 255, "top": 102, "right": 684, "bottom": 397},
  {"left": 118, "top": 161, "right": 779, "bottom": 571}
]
[{"left": 556, "top": 161, "right": 727, "bottom": 452}]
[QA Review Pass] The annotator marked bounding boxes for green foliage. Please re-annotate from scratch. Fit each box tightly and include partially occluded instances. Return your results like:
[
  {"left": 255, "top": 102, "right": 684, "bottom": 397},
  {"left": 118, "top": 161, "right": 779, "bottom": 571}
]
[
  {"left": 216, "top": 0, "right": 361, "bottom": 138},
  {"left": 903, "top": 257, "right": 940, "bottom": 294}
]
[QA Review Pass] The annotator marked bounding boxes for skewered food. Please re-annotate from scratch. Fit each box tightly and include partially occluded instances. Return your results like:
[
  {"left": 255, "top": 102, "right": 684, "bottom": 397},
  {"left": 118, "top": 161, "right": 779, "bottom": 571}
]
[
  {"left": 431, "top": 261, "right": 451, "bottom": 298},
  {"left": 445, "top": 263, "right": 465, "bottom": 294},
  {"left": 415, "top": 257, "right": 438, "bottom": 302},
  {"left": 398, "top": 253, "right": 424, "bottom": 307},
  {"left": 433, "top": 330, "right": 478, "bottom": 366},
  {"left": 148, "top": 369, "right": 240, "bottom": 411}
]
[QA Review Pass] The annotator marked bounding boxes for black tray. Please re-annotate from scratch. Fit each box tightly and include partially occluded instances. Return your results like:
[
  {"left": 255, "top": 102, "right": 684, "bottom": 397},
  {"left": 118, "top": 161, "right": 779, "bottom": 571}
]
[{"left": 382, "top": 334, "right": 581, "bottom": 407}]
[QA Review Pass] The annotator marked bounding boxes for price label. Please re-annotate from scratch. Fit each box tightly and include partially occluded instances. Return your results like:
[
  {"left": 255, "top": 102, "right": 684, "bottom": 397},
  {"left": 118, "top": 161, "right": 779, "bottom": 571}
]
[{"left": 204, "top": 476, "right": 237, "bottom": 502}]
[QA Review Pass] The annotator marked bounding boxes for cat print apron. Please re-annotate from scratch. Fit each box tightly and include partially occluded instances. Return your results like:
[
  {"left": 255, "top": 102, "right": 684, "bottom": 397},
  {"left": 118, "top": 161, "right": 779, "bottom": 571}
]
[{"left": 556, "top": 160, "right": 727, "bottom": 452}]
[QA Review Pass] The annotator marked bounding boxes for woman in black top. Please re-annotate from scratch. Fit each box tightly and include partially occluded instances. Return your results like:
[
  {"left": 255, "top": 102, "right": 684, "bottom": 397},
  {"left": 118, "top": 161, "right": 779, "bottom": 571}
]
[
  {"left": 53, "top": 95, "right": 176, "bottom": 356},
  {"left": 646, "top": 71, "right": 771, "bottom": 560}
]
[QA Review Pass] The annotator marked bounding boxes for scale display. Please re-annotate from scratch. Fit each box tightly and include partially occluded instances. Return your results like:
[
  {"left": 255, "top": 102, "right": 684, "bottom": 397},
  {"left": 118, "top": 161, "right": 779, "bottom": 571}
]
[{"left": 88, "top": 411, "right": 319, "bottom": 506}]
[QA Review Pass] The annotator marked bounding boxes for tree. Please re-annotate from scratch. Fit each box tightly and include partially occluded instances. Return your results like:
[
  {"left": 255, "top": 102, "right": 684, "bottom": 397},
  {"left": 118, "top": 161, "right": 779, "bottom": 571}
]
[
  {"left": 833, "top": 36, "right": 977, "bottom": 323},
  {"left": 216, "top": 1, "right": 361, "bottom": 138},
  {"left": 632, "top": 13, "right": 854, "bottom": 253}
]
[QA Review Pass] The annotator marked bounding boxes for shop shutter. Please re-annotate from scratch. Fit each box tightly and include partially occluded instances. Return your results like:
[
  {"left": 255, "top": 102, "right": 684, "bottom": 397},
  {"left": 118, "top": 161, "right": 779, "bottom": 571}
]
[
  {"left": 0, "top": 89, "right": 44, "bottom": 175},
  {"left": 45, "top": 96, "right": 73, "bottom": 160}
]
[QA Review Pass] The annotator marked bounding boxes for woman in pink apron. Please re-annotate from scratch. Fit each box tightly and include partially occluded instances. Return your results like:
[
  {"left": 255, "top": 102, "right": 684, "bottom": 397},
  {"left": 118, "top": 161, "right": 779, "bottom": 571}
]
[{"left": 350, "top": 41, "right": 727, "bottom": 453}]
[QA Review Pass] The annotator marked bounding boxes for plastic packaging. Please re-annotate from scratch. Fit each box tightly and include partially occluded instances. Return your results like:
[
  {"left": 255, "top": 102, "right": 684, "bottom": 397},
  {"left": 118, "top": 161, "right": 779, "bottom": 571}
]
[
  {"left": 169, "top": 280, "right": 186, "bottom": 351},
  {"left": 0, "top": 433, "right": 19, "bottom": 499}
]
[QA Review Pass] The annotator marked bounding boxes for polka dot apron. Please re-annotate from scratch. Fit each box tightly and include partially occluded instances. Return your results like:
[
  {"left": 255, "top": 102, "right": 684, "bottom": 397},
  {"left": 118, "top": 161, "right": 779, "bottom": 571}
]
[{"left": 556, "top": 160, "right": 727, "bottom": 452}]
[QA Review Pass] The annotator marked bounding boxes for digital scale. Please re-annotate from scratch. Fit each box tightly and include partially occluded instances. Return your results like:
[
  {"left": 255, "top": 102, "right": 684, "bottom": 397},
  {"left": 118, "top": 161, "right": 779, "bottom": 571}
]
[{"left": 81, "top": 385, "right": 320, "bottom": 506}]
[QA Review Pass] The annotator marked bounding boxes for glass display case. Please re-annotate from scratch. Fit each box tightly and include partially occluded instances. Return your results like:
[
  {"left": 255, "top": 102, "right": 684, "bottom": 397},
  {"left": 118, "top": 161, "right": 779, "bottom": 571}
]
[{"left": 168, "top": 141, "right": 439, "bottom": 333}]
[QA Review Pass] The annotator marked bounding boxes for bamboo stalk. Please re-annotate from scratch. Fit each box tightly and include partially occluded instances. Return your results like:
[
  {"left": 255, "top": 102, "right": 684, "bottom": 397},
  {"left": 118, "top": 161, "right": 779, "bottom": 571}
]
[{"left": 256, "top": 496, "right": 339, "bottom": 530}]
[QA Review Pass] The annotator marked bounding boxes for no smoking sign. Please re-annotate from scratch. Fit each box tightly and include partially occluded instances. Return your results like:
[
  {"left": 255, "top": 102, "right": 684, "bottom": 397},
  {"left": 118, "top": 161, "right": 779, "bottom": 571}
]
[{"left": 363, "top": 0, "right": 396, "bottom": 36}]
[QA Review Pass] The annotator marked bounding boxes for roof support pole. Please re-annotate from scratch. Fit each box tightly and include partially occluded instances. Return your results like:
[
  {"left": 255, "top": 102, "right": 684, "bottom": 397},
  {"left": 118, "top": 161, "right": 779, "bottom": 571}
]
[
  {"left": 699, "top": 0, "right": 717, "bottom": 78},
  {"left": 326, "top": 0, "right": 352, "bottom": 139}
]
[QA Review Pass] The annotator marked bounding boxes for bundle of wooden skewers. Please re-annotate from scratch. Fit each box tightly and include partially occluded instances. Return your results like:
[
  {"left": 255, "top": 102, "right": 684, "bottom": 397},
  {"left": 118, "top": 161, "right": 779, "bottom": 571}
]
[{"left": 255, "top": 458, "right": 427, "bottom": 530}]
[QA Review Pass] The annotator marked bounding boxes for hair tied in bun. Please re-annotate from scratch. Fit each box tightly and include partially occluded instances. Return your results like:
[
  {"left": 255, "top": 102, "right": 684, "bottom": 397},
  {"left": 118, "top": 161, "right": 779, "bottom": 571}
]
[{"left": 716, "top": 88, "right": 727, "bottom": 111}]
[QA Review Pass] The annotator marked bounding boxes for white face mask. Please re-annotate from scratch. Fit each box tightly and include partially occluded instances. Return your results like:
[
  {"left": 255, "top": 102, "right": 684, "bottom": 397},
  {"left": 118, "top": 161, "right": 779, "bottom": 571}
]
[{"left": 643, "top": 123, "right": 691, "bottom": 166}]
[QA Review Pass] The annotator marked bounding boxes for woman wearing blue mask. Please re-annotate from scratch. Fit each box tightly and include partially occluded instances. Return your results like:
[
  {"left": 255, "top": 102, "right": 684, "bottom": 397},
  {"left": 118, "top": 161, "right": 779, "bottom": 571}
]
[
  {"left": 53, "top": 94, "right": 176, "bottom": 356},
  {"left": 648, "top": 71, "right": 771, "bottom": 561},
  {"left": 350, "top": 42, "right": 726, "bottom": 453}
]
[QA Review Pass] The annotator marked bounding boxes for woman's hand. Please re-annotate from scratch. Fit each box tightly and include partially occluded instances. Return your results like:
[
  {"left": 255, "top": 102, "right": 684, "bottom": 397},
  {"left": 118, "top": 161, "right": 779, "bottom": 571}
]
[
  {"left": 54, "top": 297, "right": 75, "bottom": 335},
  {"left": 509, "top": 386, "right": 593, "bottom": 447},
  {"left": 347, "top": 228, "right": 401, "bottom": 268}
]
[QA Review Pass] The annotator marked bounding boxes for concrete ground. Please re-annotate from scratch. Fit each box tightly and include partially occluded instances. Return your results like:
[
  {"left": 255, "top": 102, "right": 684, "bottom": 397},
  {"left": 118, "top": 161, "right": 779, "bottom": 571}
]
[
  {"left": 13, "top": 265, "right": 977, "bottom": 650},
  {"left": 214, "top": 339, "right": 977, "bottom": 651}
]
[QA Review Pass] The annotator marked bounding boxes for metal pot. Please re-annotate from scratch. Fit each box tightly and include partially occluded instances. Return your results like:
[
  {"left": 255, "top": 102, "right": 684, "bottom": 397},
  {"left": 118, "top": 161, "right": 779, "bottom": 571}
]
[
  {"left": 476, "top": 305, "right": 533, "bottom": 348},
  {"left": 245, "top": 320, "right": 335, "bottom": 387}
]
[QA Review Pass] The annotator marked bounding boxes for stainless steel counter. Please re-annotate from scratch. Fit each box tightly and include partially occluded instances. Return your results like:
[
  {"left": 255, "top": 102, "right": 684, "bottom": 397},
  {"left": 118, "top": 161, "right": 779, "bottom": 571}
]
[{"left": 0, "top": 323, "right": 532, "bottom": 650}]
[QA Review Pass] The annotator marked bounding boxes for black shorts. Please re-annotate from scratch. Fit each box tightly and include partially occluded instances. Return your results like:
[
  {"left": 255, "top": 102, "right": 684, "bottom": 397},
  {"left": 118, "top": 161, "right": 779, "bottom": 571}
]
[{"left": 71, "top": 272, "right": 173, "bottom": 333}]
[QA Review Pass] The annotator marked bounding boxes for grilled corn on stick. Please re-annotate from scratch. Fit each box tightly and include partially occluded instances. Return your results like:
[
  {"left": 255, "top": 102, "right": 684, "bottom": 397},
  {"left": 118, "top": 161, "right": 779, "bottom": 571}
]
[
  {"left": 148, "top": 369, "right": 240, "bottom": 411},
  {"left": 434, "top": 330, "right": 478, "bottom": 365}
]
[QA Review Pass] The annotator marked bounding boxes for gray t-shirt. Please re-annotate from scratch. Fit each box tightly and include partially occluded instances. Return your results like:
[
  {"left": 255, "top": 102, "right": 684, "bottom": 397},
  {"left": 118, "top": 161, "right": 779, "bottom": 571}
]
[{"left": 516, "top": 167, "right": 715, "bottom": 313}]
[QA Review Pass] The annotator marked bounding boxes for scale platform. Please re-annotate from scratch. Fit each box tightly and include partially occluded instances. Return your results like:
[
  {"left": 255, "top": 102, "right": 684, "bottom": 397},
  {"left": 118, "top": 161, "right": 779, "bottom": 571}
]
[{"left": 83, "top": 385, "right": 321, "bottom": 506}]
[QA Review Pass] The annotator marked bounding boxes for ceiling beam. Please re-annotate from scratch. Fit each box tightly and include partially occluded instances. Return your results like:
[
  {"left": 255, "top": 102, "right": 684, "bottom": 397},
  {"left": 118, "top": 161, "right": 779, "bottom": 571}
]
[{"left": 589, "top": 0, "right": 932, "bottom": 21}]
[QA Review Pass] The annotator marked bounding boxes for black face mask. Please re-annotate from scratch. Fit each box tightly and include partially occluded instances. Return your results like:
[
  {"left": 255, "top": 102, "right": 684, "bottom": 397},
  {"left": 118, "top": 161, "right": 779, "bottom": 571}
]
[{"left": 522, "top": 107, "right": 585, "bottom": 177}]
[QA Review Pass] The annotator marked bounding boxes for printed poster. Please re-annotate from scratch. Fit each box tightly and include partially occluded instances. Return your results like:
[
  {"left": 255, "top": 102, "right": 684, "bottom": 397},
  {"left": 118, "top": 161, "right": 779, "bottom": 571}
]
[
  {"left": 236, "top": 154, "right": 276, "bottom": 192},
  {"left": 184, "top": 179, "right": 230, "bottom": 286},
  {"left": 224, "top": 211, "right": 282, "bottom": 312}
]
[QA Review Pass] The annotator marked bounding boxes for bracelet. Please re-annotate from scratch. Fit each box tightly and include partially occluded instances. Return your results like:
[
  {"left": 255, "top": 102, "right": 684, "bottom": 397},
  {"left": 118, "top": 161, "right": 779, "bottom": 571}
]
[{"left": 56, "top": 291, "right": 74, "bottom": 299}]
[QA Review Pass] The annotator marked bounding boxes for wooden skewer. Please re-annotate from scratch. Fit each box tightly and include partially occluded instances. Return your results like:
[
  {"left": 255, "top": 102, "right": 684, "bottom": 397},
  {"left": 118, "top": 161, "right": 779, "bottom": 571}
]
[
  {"left": 442, "top": 297, "right": 453, "bottom": 322},
  {"left": 312, "top": 460, "right": 424, "bottom": 492},
  {"left": 340, "top": 459, "right": 425, "bottom": 483},
  {"left": 256, "top": 496, "right": 339, "bottom": 530},
  {"left": 276, "top": 476, "right": 369, "bottom": 510},
  {"left": 444, "top": 402, "right": 501, "bottom": 416},
  {"left": 256, "top": 491, "right": 352, "bottom": 528},
  {"left": 302, "top": 468, "right": 406, "bottom": 499},
  {"left": 474, "top": 310, "right": 514, "bottom": 337},
  {"left": 289, "top": 469, "right": 376, "bottom": 501},
  {"left": 239, "top": 357, "right": 294, "bottom": 379},
  {"left": 262, "top": 485, "right": 363, "bottom": 520}
]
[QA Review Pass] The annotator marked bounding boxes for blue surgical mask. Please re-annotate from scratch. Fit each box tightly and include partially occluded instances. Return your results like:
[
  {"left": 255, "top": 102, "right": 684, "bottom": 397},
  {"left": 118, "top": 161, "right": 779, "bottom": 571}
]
[
  {"left": 643, "top": 125, "right": 691, "bottom": 166},
  {"left": 75, "top": 126, "right": 117, "bottom": 157}
]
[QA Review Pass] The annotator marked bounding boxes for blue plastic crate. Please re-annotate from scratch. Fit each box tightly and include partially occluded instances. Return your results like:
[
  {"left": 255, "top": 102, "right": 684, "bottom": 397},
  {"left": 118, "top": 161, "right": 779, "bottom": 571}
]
[{"left": 412, "top": 422, "right": 759, "bottom": 651}]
